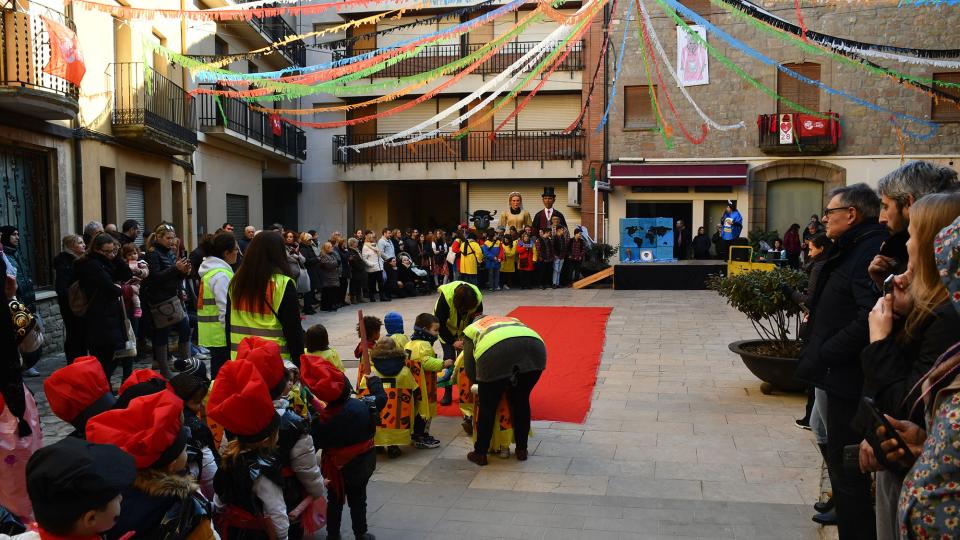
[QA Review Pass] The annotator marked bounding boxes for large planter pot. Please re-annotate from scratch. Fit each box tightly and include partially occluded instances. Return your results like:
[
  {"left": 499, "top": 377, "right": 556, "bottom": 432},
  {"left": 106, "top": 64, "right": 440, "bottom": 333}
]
[{"left": 728, "top": 339, "right": 805, "bottom": 395}]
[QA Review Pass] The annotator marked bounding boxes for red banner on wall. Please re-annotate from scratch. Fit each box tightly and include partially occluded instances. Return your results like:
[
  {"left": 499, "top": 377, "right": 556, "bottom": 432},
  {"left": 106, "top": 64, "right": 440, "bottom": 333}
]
[{"left": 41, "top": 16, "right": 86, "bottom": 86}]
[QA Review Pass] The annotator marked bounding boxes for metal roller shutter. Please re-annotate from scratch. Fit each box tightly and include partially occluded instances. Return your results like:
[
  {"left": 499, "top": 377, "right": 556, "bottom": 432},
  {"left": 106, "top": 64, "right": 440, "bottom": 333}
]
[
  {"left": 468, "top": 181, "right": 580, "bottom": 227},
  {"left": 437, "top": 97, "right": 460, "bottom": 132},
  {"left": 493, "top": 11, "right": 518, "bottom": 40},
  {"left": 377, "top": 99, "right": 438, "bottom": 133},
  {"left": 225, "top": 194, "right": 249, "bottom": 236},
  {"left": 517, "top": 94, "right": 580, "bottom": 131},
  {"left": 125, "top": 180, "right": 146, "bottom": 246}
]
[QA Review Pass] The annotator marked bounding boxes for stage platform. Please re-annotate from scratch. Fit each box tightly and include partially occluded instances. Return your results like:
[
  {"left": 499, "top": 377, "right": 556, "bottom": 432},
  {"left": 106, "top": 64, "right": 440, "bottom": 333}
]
[{"left": 614, "top": 260, "right": 727, "bottom": 290}]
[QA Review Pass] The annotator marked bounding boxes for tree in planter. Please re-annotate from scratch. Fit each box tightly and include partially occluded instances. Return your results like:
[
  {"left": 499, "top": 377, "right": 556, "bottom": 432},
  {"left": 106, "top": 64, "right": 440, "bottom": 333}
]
[
  {"left": 581, "top": 243, "right": 618, "bottom": 276},
  {"left": 707, "top": 267, "right": 807, "bottom": 358}
]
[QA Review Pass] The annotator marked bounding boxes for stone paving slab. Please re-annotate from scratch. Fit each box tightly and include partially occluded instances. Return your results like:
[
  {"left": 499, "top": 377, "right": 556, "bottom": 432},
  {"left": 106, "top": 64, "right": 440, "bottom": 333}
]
[{"left": 24, "top": 288, "right": 834, "bottom": 539}]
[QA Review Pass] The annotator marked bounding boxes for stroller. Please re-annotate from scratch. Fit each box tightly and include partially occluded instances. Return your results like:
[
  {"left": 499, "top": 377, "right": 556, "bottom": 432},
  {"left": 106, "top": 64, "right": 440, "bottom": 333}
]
[{"left": 398, "top": 252, "right": 432, "bottom": 295}]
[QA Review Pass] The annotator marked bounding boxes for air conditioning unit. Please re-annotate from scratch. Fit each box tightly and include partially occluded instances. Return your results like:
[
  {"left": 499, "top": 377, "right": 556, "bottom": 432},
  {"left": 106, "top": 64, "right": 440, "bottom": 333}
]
[{"left": 567, "top": 180, "right": 581, "bottom": 208}]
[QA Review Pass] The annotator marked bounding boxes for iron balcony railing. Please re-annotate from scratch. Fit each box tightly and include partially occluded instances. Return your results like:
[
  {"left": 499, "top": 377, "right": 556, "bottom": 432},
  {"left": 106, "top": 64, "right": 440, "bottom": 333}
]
[
  {"left": 238, "top": 1, "right": 305, "bottom": 66},
  {"left": 332, "top": 40, "right": 584, "bottom": 79},
  {"left": 757, "top": 112, "right": 840, "bottom": 155},
  {"left": 112, "top": 62, "right": 197, "bottom": 146},
  {"left": 333, "top": 130, "right": 584, "bottom": 165},
  {"left": 197, "top": 91, "right": 307, "bottom": 160},
  {"left": 0, "top": 5, "right": 80, "bottom": 100}
]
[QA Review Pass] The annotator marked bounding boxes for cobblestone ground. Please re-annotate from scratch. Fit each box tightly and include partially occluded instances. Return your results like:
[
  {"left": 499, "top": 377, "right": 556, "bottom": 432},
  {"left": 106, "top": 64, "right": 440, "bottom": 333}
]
[{"left": 26, "top": 288, "right": 831, "bottom": 539}]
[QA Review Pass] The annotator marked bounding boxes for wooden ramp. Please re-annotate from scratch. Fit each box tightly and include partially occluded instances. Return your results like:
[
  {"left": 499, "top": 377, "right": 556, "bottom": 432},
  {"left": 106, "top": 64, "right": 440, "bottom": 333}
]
[{"left": 573, "top": 267, "right": 614, "bottom": 289}]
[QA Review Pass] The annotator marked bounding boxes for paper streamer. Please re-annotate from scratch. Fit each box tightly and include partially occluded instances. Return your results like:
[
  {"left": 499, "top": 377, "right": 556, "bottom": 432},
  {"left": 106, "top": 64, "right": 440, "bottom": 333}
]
[
  {"left": 637, "top": 0, "right": 744, "bottom": 131},
  {"left": 563, "top": 0, "right": 619, "bottom": 133},
  {"left": 636, "top": 6, "right": 672, "bottom": 148},
  {"left": 659, "top": 0, "right": 938, "bottom": 140},
  {"left": 595, "top": 1, "right": 633, "bottom": 132}
]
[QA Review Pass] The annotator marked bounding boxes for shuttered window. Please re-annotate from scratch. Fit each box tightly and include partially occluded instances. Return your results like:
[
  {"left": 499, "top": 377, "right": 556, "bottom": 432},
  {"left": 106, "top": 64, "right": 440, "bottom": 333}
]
[
  {"left": 376, "top": 99, "right": 438, "bottom": 134},
  {"left": 493, "top": 98, "right": 517, "bottom": 132},
  {"left": 517, "top": 94, "right": 581, "bottom": 131},
  {"left": 226, "top": 194, "right": 249, "bottom": 234},
  {"left": 932, "top": 72, "right": 960, "bottom": 122},
  {"left": 125, "top": 180, "right": 146, "bottom": 246},
  {"left": 777, "top": 62, "right": 820, "bottom": 114},
  {"left": 624, "top": 85, "right": 657, "bottom": 130},
  {"left": 678, "top": 0, "right": 712, "bottom": 18}
]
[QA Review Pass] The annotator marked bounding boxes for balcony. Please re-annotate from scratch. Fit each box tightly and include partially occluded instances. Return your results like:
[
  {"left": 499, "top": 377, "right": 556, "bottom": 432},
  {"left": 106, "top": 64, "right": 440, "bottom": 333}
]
[
  {"left": 197, "top": 92, "right": 306, "bottom": 162},
  {"left": 333, "top": 41, "right": 584, "bottom": 79},
  {"left": 333, "top": 130, "right": 584, "bottom": 166},
  {"left": 0, "top": 6, "right": 79, "bottom": 120},
  {"left": 236, "top": 1, "right": 305, "bottom": 66},
  {"left": 112, "top": 62, "right": 197, "bottom": 155},
  {"left": 758, "top": 112, "right": 840, "bottom": 155}
]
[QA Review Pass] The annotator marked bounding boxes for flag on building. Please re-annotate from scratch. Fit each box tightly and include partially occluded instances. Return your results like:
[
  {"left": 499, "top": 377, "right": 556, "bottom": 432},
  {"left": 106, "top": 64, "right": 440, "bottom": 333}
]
[
  {"left": 270, "top": 114, "right": 283, "bottom": 136},
  {"left": 41, "top": 15, "right": 86, "bottom": 86}
]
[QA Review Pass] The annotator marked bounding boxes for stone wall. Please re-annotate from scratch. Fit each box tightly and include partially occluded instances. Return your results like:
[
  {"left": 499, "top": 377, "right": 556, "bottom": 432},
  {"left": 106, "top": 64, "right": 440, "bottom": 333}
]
[{"left": 35, "top": 295, "right": 64, "bottom": 354}]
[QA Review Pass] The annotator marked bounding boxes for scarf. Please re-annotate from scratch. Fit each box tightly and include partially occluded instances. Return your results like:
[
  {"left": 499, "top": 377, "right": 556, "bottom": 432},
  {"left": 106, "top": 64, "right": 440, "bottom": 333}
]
[
  {"left": 510, "top": 207, "right": 522, "bottom": 215},
  {"left": 411, "top": 326, "right": 438, "bottom": 345}
]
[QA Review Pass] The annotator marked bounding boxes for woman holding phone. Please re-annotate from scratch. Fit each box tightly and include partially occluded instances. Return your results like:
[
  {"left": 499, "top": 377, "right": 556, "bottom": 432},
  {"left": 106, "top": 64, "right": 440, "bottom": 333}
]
[
  {"left": 144, "top": 222, "right": 193, "bottom": 379},
  {"left": 856, "top": 193, "right": 960, "bottom": 540}
]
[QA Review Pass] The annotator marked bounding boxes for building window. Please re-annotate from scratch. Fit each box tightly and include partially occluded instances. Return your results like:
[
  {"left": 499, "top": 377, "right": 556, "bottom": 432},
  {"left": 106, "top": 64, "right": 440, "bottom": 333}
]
[
  {"left": 214, "top": 36, "right": 228, "bottom": 57},
  {"left": 694, "top": 185, "right": 734, "bottom": 193},
  {"left": 777, "top": 62, "right": 820, "bottom": 114},
  {"left": 624, "top": 85, "right": 658, "bottom": 130},
  {"left": 225, "top": 194, "right": 249, "bottom": 239},
  {"left": 630, "top": 186, "right": 689, "bottom": 193},
  {"left": 678, "top": 0, "right": 712, "bottom": 20},
  {"left": 932, "top": 73, "right": 960, "bottom": 122},
  {"left": 312, "top": 22, "right": 344, "bottom": 46}
]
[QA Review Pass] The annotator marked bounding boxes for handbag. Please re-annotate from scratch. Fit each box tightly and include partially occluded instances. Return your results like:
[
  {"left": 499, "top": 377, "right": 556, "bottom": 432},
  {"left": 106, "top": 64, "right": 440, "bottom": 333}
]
[
  {"left": 115, "top": 299, "right": 137, "bottom": 359},
  {"left": 296, "top": 265, "right": 311, "bottom": 294},
  {"left": 9, "top": 297, "right": 43, "bottom": 356},
  {"left": 445, "top": 248, "right": 457, "bottom": 265},
  {"left": 150, "top": 295, "right": 186, "bottom": 328}
]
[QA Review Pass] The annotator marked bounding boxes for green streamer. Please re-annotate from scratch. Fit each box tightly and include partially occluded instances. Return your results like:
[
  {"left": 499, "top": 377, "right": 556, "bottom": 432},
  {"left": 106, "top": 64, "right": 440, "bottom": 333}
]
[
  {"left": 636, "top": 10, "right": 673, "bottom": 149},
  {"left": 214, "top": 95, "right": 228, "bottom": 125},
  {"left": 710, "top": 0, "right": 960, "bottom": 91},
  {"left": 654, "top": 0, "right": 827, "bottom": 118}
]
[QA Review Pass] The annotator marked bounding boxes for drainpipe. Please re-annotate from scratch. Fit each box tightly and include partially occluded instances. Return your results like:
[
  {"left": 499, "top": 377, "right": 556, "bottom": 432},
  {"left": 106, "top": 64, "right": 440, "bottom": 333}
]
[
  {"left": 180, "top": 0, "right": 195, "bottom": 249},
  {"left": 67, "top": 1, "right": 83, "bottom": 233},
  {"left": 602, "top": 1, "right": 611, "bottom": 243}
]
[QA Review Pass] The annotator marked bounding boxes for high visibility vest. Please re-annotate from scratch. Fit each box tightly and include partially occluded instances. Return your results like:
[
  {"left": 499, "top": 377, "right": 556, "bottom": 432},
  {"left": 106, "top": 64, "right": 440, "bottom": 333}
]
[
  {"left": 357, "top": 365, "right": 417, "bottom": 447},
  {"left": 229, "top": 274, "right": 293, "bottom": 360},
  {"left": 463, "top": 316, "right": 543, "bottom": 361},
  {"left": 435, "top": 281, "right": 482, "bottom": 343},
  {"left": 196, "top": 267, "right": 233, "bottom": 348}
]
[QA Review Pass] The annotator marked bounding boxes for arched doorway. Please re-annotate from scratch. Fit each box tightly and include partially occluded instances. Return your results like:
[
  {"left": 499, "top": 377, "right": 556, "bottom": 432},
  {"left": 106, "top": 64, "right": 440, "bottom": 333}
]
[
  {"left": 749, "top": 160, "right": 846, "bottom": 233},
  {"left": 766, "top": 179, "right": 823, "bottom": 237}
]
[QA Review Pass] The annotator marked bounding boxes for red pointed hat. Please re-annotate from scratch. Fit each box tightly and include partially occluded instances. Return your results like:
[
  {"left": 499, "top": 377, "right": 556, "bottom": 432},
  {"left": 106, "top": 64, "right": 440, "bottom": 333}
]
[
  {"left": 206, "top": 359, "right": 280, "bottom": 443},
  {"left": 236, "top": 336, "right": 286, "bottom": 391},
  {"left": 85, "top": 391, "right": 187, "bottom": 469},
  {"left": 44, "top": 356, "right": 115, "bottom": 426},
  {"left": 300, "top": 354, "right": 347, "bottom": 402},
  {"left": 119, "top": 369, "right": 166, "bottom": 396}
]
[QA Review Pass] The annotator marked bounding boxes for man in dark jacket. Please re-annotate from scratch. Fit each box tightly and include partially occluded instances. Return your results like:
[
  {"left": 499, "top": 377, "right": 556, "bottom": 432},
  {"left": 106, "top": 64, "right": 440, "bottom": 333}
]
[
  {"left": 794, "top": 183, "right": 887, "bottom": 540},
  {"left": 119, "top": 220, "right": 140, "bottom": 247},
  {"left": 673, "top": 220, "right": 691, "bottom": 260}
]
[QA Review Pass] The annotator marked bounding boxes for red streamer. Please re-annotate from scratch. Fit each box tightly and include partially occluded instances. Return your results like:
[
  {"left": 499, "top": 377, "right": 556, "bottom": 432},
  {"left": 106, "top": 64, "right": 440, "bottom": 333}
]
[
  {"left": 562, "top": 0, "right": 620, "bottom": 134},
  {"left": 794, "top": 0, "right": 809, "bottom": 42},
  {"left": 66, "top": 0, "right": 414, "bottom": 21}
]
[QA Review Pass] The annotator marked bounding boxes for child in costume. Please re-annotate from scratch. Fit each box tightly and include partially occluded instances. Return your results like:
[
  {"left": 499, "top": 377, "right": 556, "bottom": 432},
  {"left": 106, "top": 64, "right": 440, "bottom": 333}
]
[
  {"left": 384, "top": 311, "right": 409, "bottom": 350},
  {"left": 353, "top": 316, "right": 381, "bottom": 363},
  {"left": 6, "top": 437, "right": 136, "bottom": 540},
  {"left": 405, "top": 313, "right": 453, "bottom": 449},
  {"left": 113, "top": 369, "right": 168, "bottom": 410},
  {"left": 42, "top": 356, "right": 117, "bottom": 439},
  {"left": 301, "top": 354, "right": 385, "bottom": 540},
  {"left": 358, "top": 337, "right": 417, "bottom": 459},
  {"left": 208, "top": 359, "right": 290, "bottom": 540},
  {"left": 86, "top": 391, "right": 217, "bottom": 540},
  {"left": 304, "top": 324, "right": 344, "bottom": 372},
  {"left": 169, "top": 372, "right": 219, "bottom": 500},
  {"left": 233, "top": 337, "right": 325, "bottom": 537}
]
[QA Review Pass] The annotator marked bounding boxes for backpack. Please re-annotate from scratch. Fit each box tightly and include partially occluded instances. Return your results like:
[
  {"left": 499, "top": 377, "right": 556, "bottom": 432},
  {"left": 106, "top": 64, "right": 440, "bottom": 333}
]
[{"left": 68, "top": 281, "right": 93, "bottom": 316}]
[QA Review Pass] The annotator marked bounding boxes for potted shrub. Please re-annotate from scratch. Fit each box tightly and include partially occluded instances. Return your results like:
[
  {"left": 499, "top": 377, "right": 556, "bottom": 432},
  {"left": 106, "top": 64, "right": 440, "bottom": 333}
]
[
  {"left": 580, "top": 242, "right": 617, "bottom": 278},
  {"left": 707, "top": 266, "right": 808, "bottom": 394}
]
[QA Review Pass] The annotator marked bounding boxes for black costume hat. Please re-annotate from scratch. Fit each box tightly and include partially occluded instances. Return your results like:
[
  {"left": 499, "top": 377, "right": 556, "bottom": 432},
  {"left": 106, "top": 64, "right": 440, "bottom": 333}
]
[{"left": 541, "top": 187, "right": 556, "bottom": 198}]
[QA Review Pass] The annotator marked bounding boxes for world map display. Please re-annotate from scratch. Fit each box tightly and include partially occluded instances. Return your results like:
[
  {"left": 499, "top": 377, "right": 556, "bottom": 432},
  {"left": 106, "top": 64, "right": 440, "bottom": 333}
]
[{"left": 619, "top": 218, "right": 675, "bottom": 262}]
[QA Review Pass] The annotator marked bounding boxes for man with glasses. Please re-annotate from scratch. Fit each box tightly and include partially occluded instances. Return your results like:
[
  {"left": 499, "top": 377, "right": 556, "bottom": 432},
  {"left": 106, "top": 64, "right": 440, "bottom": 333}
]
[{"left": 795, "top": 183, "right": 887, "bottom": 540}]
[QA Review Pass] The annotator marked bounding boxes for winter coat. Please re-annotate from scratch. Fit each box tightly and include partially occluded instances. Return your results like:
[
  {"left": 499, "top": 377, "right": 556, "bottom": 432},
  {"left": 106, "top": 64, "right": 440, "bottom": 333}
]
[
  {"left": 317, "top": 252, "right": 340, "bottom": 288},
  {"left": 784, "top": 229, "right": 802, "bottom": 256},
  {"left": 300, "top": 242, "right": 321, "bottom": 291},
  {"left": 144, "top": 244, "right": 186, "bottom": 304},
  {"left": 198, "top": 257, "right": 233, "bottom": 326},
  {"left": 456, "top": 240, "right": 484, "bottom": 275},
  {"left": 859, "top": 302, "right": 960, "bottom": 424},
  {"left": 361, "top": 242, "right": 382, "bottom": 272},
  {"left": 336, "top": 245, "right": 350, "bottom": 279},
  {"left": 482, "top": 241, "right": 502, "bottom": 270},
  {"left": 536, "top": 236, "right": 555, "bottom": 263},
  {"left": 213, "top": 452, "right": 288, "bottom": 540},
  {"left": 107, "top": 469, "right": 215, "bottom": 540},
  {"left": 692, "top": 234, "right": 711, "bottom": 260},
  {"left": 553, "top": 234, "right": 570, "bottom": 260},
  {"left": 53, "top": 251, "right": 78, "bottom": 311},
  {"left": 2, "top": 247, "right": 34, "bottom": 310},
  {"left": 403, "top": 237, "right": 422, "bottom": 263},
  {"left": 75, "top": 253, "right": 126, "bottom": 351},
  {"left": 501, "top": 241, "right": 517, "bottom": 272},
  {"left": 347, "top": 247, "right": 367, "bottom": 281},
  {"left": 516, "top": 241, "right": 536, "bottom": 270},
  {"left": 794, "top": 220, "right": 888, "bottom": 400},
  {"left": 311, "top": 378, "right": 386, "bottom": 450}
]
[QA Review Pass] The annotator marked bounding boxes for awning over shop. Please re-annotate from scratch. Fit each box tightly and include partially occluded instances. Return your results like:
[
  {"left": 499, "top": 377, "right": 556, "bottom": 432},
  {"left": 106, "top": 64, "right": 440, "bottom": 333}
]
[{"left": 608, "top": 163, "right": 748, "bottom": 187}]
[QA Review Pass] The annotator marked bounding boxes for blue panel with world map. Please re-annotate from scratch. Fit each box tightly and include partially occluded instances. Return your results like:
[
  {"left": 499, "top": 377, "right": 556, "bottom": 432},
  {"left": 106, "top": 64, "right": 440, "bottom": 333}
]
[{"left": 619, "top": 218, "right": 675, "bottom": 262}]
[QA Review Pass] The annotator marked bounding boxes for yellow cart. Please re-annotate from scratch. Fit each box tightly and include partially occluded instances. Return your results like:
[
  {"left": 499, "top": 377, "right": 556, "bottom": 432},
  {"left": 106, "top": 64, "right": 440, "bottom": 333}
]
[{"left": 727, "top": 246, "right": 776, "bottom": 276}]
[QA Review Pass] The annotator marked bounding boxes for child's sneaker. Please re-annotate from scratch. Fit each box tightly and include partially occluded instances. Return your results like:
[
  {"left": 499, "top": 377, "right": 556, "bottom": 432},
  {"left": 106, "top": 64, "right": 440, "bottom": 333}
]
[
  {"left": 412, "top": 436, "right": 440, "bottom": 449},
  {"left": 133, "top": 307, "right": 142, "bottom": 318},
  {"left": 461, "top": 417, "right": 473, "bottom": 436},
  {"left": 386, "top": 445, "right": 402, "bottom": 458},
  {"left": 422, "top": 434, "right": 441, "bottom": 445},
  {"left": 498, "top": 447, "right": 511, "bottom": 459}
]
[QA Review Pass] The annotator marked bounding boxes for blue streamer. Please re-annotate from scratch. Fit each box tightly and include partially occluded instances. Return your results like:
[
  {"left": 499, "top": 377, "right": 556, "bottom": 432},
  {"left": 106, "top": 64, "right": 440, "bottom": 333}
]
[
  {"left": 595, "top": 0, "right": 633, "bottom": 132},
  {"left": 660, "top": 0, "right": 938, "bottom": 141},
  {"left": 196, "top": 0, "right": 530, "bottom": 83}
]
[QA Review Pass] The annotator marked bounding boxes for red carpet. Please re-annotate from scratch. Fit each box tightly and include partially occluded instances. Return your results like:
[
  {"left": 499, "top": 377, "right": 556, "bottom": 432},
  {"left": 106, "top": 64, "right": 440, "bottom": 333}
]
[{"left": 437, "top": 306, "right": 612, "bottom": 424}]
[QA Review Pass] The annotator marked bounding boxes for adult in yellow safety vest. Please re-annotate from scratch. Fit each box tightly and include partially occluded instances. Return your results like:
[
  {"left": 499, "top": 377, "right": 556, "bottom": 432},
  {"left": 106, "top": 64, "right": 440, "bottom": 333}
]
[
  {"left": 196, "top": 231, "right": 239, "bottom": 378},
  {"left": 433, "top": 280, "right": 483, "bottom": 362},
  {"left": 462, "top": 313, "right": 546, "bottom": 466},
  {"left": 226, "top": 231, "right": 305, "bottom": 364}
]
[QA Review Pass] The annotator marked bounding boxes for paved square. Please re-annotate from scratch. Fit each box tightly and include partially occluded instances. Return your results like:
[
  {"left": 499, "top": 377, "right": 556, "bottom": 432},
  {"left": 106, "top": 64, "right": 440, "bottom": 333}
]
[{"left": 28, "top": 288, "right": 825, "bottom": 539}]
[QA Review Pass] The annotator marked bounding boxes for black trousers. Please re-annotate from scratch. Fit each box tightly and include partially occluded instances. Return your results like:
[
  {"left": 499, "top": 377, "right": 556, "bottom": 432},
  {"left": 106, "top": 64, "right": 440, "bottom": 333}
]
[
  {"left": 89, "top": 342, "right": 118, "bottom": 389},
  {"left": 535, "top": 262, "right": 552, "bottom": 288},
  {"left": 209, "top": 346, "right": 230, "bottom": 379},
  {"left": 474, "top": 370, "right": 542, "bottom": 454},
  {"left": 326, "top": 449, "right": 376, "bottom": 537},
  {"left": 366, "top": 271, "right": 383, "bottom": 300},
  {"left": 320, "top": 286, "right": 339, "bottom": 311},
  {"left": 60, "top": 303, "right": 86, "bottom": 362},
  {"left": 825, "top": 392, "right": 876, "bottom": 540}
]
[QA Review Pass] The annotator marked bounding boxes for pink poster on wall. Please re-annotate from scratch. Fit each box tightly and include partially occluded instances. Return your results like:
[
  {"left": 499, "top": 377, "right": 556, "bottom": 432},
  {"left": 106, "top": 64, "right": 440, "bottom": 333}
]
[{"left": 677, "top": 25, "right": 709, "bottom": 87}]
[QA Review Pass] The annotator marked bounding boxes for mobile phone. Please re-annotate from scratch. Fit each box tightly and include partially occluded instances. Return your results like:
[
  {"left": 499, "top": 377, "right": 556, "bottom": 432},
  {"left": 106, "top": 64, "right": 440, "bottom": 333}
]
[
  {"left": 882, "top": 274, "right": 896, "bottom": 296},
  {"left": 861, "top": 396, "right": 909, "bottom": 469}
]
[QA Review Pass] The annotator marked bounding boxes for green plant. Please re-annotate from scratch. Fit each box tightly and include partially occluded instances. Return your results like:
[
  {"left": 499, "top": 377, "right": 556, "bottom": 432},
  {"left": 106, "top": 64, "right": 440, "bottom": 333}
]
[
  {"left": 707, "top": 267, "right": 807, "bottom": 357},
  {"left": 586, "top": 243, "right": 618, "bottom": 265},
  {"left": 748, "top": 229, "right": 780, "bottom": 251}
]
